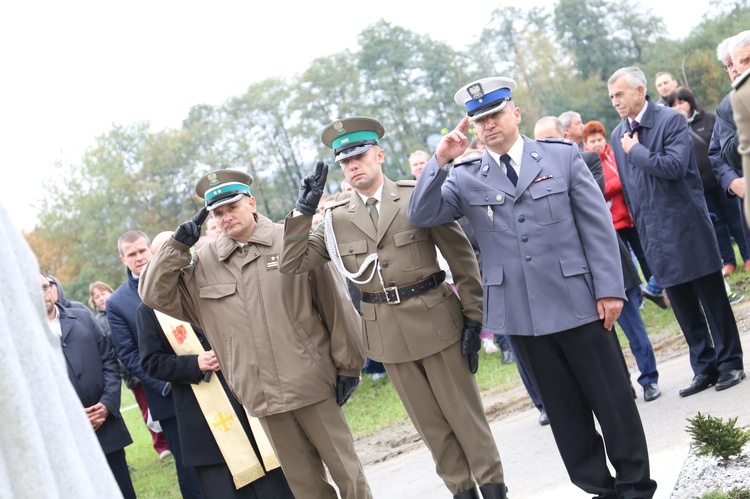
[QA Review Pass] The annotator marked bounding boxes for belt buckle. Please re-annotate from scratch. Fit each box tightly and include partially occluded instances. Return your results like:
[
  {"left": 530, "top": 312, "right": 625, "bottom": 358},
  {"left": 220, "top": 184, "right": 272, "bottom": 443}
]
[{"left": 383, "top": 286, "right": 401, "bottom": 305}]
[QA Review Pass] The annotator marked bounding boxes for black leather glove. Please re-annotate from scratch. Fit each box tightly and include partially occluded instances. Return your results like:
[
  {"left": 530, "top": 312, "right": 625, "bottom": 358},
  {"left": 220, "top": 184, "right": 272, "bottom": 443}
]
[
  {"left": 296, "top": 161, "right": 329, "bottom": 216},
  {"left": 336, "top": 375, "right": 360, "bottom": 406},
  {"left": 462, "top": 317, "right": 483, "bottom": 374},
  {"left": 173, "top": 207, "right": 209, "bottom": 248}
]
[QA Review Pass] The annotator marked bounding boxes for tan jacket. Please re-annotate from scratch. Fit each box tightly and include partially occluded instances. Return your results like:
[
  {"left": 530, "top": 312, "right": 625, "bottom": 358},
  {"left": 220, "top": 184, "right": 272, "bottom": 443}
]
[
  {"left": 139, "top": 214, "right": 365, "bottom": 417},
  {"left": 281, "top": 177, "right": 483, "bottom": 363}
]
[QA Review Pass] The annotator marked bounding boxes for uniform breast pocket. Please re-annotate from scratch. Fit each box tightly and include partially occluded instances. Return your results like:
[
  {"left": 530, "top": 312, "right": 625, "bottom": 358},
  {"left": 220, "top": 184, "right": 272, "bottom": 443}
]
[
  {"left": 337, "top": 238, "right": 369, "bottom": 272},
  {"left": 392, "top": 227, "right": 431, "bottom": 271},
  {"left": 467, "top": 189, "right": 510, "bottom": 232},
  {"left": 529, "top": 177, "right": 570, "bottom": 225},
  {"left": 199, "top": 283, "right": 237, "bottom": 300}
]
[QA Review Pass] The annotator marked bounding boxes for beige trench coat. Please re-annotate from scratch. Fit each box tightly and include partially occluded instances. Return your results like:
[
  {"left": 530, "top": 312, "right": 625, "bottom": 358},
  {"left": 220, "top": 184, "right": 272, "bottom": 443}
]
[{"left": 139, "top": 214, "right": 365, "bottom": 417}]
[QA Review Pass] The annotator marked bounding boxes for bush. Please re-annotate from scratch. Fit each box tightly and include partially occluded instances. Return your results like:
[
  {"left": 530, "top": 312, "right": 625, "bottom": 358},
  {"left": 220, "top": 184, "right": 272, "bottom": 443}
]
[{"left": 686, "top": 412, "right": 750, "bottom": 462}]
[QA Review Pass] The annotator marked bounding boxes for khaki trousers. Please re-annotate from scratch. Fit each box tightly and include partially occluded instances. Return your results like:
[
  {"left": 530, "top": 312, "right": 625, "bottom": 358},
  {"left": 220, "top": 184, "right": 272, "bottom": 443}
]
[
  {"left": 385, "top": 340, "right": 504, "bottom": 495},
  {"left": 260, "top": 396, "right": 372, "bottom": 499}
]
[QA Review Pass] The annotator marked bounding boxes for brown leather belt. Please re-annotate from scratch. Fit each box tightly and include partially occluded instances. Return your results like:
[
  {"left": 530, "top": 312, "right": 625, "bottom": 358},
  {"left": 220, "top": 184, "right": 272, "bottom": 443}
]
[{"left": 361, "top": 271, "right": 446, "bottom": 305}]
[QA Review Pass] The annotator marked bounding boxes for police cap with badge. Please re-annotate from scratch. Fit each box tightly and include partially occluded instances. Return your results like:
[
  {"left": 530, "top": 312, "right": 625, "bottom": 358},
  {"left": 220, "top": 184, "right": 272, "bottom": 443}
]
[
  {"left": 321, "top": 117, "right": 386, "bottom": 162},
  {"left": 195, "top": 169, "right": 254, "bottom": 211},
  {"left": 454, "top": 77, "right": 517, "bottom": 121}
]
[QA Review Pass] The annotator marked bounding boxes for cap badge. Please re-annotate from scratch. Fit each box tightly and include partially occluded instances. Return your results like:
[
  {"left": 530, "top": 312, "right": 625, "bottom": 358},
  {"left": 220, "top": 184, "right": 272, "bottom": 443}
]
[
  {"left": 333, "top": 121, "right": 346, "bottom": 136},
  {"left": 468, "top": 83, "right": 484, "bottom": 101},
  {"left": 208, "top": 172, "right": 219, "bottom": 187}
]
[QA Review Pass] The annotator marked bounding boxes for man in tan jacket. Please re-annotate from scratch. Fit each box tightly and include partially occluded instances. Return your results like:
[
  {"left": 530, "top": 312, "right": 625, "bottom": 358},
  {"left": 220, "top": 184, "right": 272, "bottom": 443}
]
[
  {"left": 280, "top": 117, "right": 506, "bottom": 499},
  {"left": 139, "top": 169, "right": 371, "bottom": 499}
]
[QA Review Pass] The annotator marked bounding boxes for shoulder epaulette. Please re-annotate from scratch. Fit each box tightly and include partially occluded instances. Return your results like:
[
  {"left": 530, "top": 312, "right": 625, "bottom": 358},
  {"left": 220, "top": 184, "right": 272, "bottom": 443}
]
[
  {"left": 536, "top": 138, "right": 574, "bottom": 145},
  {"left": 396, "top": 180, "right": 417, "bottom": 187},
  {"left": 324, "top": 198, "right": 351, "bottom": 210},
  {"left": 454, "top": 156, "right": 482, "bottom": 167},
  {"left": 733, "top": 69, "right": 750, "bottom": 90}
]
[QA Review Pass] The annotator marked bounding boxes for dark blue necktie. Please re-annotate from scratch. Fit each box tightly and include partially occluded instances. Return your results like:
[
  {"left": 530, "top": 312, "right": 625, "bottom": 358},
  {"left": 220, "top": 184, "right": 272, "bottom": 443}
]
[{"left": 500, "top": 154, "right": 518, "bottom": 186}]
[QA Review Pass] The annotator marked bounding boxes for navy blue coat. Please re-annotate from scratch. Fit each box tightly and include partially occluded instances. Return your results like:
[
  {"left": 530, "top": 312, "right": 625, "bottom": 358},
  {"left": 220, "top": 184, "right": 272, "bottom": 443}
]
[
  {"left": 711, "top": 94, "right": 742, "bottom": 194},
  {"left": 59, "top": 305, "right": 132, "bottom": 455},
  {"left": 107, "top": 269, "right": 175, "bottom": 421},
  {"left": 610, "top": 98, "right": 722, "bottom": 288}
]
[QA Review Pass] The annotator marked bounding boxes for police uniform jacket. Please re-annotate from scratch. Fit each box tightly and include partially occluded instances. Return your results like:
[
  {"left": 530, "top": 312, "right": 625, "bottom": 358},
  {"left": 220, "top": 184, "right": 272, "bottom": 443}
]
[
  {"left": 280, "top": 176, "right": 483, "bottom": 364},
  {"left": 610, "top": 99, "right": 722, "bottom": 288},
  {"left": 59, "top": 305, "right": 133, "bottom": 455},
  {"left": 407, "top": 136, "right": 624, "bottom": 337},
  {"left": 139, "top": 213, "right": 365, "bottom": 418}
]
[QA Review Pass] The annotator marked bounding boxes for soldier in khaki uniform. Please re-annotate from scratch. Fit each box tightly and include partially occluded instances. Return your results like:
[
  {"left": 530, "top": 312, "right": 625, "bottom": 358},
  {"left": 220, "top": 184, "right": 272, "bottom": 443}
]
[
  {"left": 139, "top": 170, "right": 371, "bottom": 499},
  {"left": 280, "top": 117, "right": 507, "bottom": 499},
  {"left": 731, "top": 32, "right": 750, "bottom": 221}
]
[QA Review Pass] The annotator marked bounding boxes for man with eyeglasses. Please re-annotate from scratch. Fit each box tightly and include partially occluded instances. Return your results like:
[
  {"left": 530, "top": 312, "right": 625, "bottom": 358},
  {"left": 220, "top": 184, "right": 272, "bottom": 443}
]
[{"left": 41, "top": 273, "right": 136, "bottom": 499}]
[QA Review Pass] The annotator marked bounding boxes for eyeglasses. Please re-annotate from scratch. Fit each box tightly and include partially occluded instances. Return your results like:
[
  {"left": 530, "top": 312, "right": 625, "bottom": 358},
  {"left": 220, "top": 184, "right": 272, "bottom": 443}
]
[
  {"left": 42, "top": 283, "right": 53, "bottom": 293},
  {"left": 723, "top": 62, "right": 734, "bottom": 71}
]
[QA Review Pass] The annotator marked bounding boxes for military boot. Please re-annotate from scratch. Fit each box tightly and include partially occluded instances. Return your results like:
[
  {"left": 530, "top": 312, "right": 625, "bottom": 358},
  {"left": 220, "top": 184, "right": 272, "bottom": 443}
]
[
  {"left": 479, "top": 482, "right": 508, "bottom": 499},
  {"left": 453, "top": 487, "right": 480, "bottom": 499}
]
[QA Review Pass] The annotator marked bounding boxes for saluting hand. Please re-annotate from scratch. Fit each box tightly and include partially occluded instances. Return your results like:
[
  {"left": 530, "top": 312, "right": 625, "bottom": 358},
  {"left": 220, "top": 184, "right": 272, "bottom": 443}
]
[
  {"left": 597, "top": 297, "right": 624, "bottom": 331},
  {"left": 173, "top": 207, "right": 209, "bottom": 248},
  {"left": 296, "top": 161, "right": 329, "bottom": 216},
  {"left": 435, "top": 116, "right": 470, "bottom": 168}
]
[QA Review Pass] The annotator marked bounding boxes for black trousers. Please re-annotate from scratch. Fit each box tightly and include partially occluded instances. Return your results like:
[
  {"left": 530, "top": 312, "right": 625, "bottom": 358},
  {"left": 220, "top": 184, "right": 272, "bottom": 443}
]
[
  {"left": 664, "top": 270, "right": 744, "bottom": 374},
  {"left": 106, "top": 448, "right": 136, "bottom": 499},
  {"left": 160, "top": 417, "right": 204, "bottom": 499},
  {"left": 511, "top": 321, "right": 657, "bottom": 499}
]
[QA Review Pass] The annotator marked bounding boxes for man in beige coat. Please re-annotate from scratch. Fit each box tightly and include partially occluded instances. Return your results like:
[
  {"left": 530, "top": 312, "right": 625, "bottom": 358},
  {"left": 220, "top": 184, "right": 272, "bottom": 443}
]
[
  {"left": 280, "top": 117, "right": 506, "bottom": 499},
  {"left": 139, "top": 169, "right": 371, "bottom": 499}
]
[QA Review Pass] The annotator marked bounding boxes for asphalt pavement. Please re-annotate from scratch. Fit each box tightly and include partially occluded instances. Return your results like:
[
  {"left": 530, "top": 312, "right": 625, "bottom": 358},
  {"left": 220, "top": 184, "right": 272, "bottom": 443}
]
[{"left": 362, "top": 317, "right": 750, "bottom": 498}]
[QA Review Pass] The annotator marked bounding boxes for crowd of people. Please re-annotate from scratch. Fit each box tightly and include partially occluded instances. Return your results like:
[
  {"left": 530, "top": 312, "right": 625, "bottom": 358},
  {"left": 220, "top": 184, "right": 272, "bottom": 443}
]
[{"left": 22, "top": 29, "right": 750, "bottom": 499}]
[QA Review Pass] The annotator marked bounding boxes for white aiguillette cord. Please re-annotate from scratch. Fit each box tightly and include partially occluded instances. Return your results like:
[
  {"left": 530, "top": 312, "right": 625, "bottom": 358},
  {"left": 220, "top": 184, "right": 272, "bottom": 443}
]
[{"left": 324, "top": 208, "right": 380, "bottom": 285}]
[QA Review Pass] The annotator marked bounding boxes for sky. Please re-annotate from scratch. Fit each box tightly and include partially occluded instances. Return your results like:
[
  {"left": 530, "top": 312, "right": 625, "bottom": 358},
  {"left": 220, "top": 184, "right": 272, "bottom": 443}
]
[{"left": 0, "top": 0, "right": 712, "bottom": 232}]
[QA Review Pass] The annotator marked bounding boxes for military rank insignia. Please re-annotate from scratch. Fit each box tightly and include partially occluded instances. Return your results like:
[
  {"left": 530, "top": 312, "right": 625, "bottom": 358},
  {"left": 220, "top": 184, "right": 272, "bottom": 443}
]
[{"left": 265, "top": 253, "right": 279, "bottom": 270}]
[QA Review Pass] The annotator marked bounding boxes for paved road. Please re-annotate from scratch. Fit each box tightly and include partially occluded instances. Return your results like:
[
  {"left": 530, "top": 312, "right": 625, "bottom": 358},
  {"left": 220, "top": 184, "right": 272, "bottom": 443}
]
[{"left": 363, "top": 325, "right": 750, "bottom": 498}]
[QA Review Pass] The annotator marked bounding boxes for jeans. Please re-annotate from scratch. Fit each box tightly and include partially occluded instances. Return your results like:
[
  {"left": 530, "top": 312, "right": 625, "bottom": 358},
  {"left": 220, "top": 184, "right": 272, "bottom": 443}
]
[{"left": 617, "top": 287, "right": 659, "bottom": 386}]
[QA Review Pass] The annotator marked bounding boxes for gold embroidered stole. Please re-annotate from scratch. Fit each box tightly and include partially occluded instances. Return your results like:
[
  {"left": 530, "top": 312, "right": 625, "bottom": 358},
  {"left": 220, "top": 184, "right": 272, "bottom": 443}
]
[{"left": 154, "top": 311, "right": 280, "bottom": 489}]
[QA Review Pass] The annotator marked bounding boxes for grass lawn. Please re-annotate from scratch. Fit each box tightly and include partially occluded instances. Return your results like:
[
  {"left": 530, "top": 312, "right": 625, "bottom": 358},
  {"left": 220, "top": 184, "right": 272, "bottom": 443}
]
[{"left": 120, "top": 255, "right": 750, "bottom": 496}]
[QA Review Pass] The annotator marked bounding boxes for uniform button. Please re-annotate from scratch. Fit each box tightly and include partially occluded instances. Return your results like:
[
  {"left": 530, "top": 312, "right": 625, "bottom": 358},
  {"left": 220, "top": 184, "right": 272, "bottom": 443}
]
[
  {"left": 253, "top": 252, "right": 258, "bottom": 257},
  {"left": 525, "top": 255, "right": 532, "bottom": 261},
  {"left": 582, "top": 264, "right": 588, "bottom": 270},
  {"left": 62, "top": 342, "right": 67, "bottom": 347},
  {"left": 485, "top": 196, "right": 489, "bottom": 202},
  {"left": 430, "top": 170, "right": 436, "bottom": 176},
  {"left": 521, "top": 235, "right": 528, "bottom": 242},
  {"left": 377, "top": 243, "right": 384, "bottom": 250},
  {"left": 518, "top": 216, "right": 525, "bottom": 223},
  {"left": 547, "top": 187, "right": 552, "bottom": 191},
  {"left": 382, "top": 261, "right": 389, "bottom": 268},
  {"left": 484, "top": 277, "right": 488, "bottom": 283},
  {"left": 389, "top": 282, "right": 396, "bottom": 287},
  {"left": 77, "top": 374, "right": 82, "bottom": 380},
  {"left": 349, "top": 248, "right": 354, "bottom": 253},
  {"left": 409, "top": 234, "right": 415, "bottom": 240}
]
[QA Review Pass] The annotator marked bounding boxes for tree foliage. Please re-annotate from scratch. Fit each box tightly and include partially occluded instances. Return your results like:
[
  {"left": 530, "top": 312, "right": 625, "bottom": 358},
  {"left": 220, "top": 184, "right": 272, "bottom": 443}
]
[{"left": 33, "top": 2, "right": 750, "bottom": 303}]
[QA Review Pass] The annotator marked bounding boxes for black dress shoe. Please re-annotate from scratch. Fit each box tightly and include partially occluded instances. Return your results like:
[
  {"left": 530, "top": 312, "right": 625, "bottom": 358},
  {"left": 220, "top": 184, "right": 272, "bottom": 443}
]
[
  {"left": 679, "top": 373, "right": 719, "bottom": 397},
  {"left": 715, "top": 369, "right": 746, "bottom": 391},
  {"left": 643, "top": 383, "right": 661, "bottom": 401},
  {"left": 538, "top": 410, "right": 550, "bottom": 426},
  {"left": 642, "top": 288, "right": 668, "bottom": 309}
]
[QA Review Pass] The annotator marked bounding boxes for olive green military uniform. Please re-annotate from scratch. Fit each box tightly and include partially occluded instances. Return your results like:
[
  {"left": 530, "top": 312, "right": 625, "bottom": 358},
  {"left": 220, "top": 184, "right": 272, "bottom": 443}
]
[{"left": 281, "top": 176, "right": 504, "bottom": 496}]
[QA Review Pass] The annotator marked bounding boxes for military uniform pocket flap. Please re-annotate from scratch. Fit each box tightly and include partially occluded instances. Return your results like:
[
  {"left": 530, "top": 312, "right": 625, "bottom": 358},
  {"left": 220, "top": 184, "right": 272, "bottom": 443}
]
[
  {"left": 529, "top": 177, "right": 567, "bottom": 199},
  {"left": 419, "top": 286, "right": 453, "bottom": 309},
  {"left": 482, "top": 265, "right": 504, "bottom": 286},
  {"left": 559, "top": 256, "right": 590, "bottom": 277},
  {"left": 199, "top": 283, "right": 237, "bottom": 299},
  {"left": 392, "top": 228, "right": 428, "bottom": 247},
  {"left": 338, "top": 239, "right": 369, "bottom": 256},
  {"left": 468, "top": 189, "right": 506, "bottom": 206}
]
